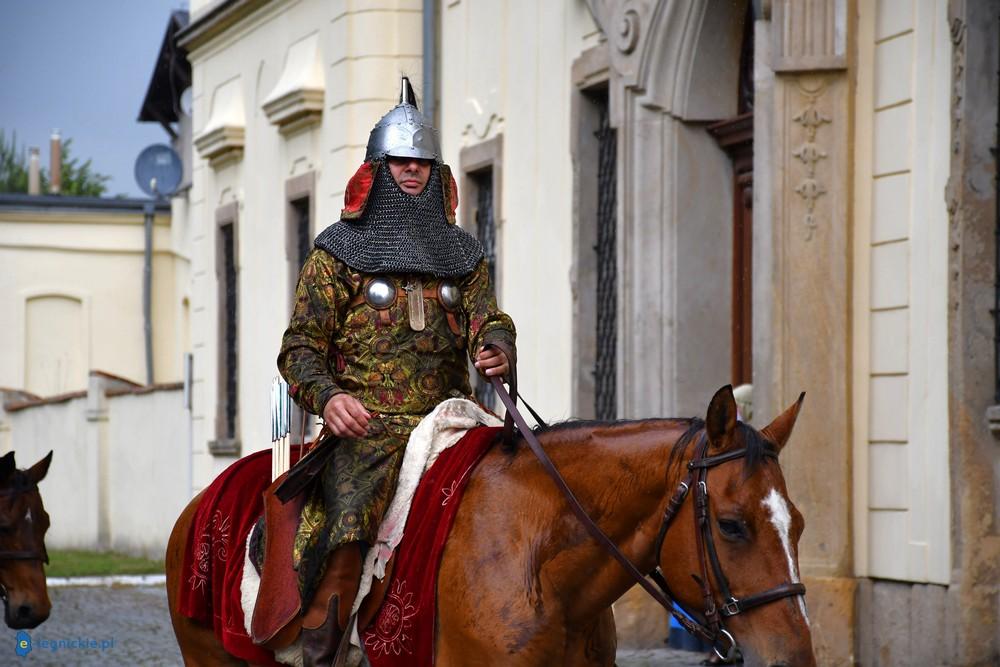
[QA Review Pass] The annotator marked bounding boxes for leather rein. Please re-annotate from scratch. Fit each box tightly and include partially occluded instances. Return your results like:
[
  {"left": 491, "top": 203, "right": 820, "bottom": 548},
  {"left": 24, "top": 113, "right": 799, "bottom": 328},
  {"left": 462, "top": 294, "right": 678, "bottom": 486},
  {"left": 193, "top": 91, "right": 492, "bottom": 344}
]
[
  {"left": 0, "top": 483, "right": 48, "bottom": 564},
  {"left": 488, "top": 375, "right": 805, "bottom": 661}
]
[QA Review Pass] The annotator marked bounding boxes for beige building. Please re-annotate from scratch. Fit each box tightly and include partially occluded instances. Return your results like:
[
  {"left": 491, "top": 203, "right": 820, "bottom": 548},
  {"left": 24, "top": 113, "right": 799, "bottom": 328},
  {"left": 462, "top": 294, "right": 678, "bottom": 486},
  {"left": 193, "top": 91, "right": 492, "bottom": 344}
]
[
  {"left": 107, "top": 0, "right": 998, "bottom": 662},
  {"left": 0, "top": 194, "right": 186, "bottom": 395},
  {"left": 177, "top": 0, "right": 424, "bottom": 488},
  {"left": 438, "top": 0, "right": 998, "bottom": 664}
]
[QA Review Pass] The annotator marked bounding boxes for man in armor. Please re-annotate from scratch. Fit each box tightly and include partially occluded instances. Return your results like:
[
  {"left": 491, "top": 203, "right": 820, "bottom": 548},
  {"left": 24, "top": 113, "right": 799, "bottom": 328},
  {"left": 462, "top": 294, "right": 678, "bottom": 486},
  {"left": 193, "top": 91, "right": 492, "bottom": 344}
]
[{"left": 277, "top": 77, "right": 515, "bottom": 665}]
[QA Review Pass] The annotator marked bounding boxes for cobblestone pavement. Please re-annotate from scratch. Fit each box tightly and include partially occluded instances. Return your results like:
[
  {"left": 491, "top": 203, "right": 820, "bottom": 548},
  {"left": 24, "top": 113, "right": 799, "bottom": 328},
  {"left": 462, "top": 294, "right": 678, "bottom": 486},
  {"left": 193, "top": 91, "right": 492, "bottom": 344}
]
[{"left": 0, "top": 585, "right": 706, "bottom": 666}]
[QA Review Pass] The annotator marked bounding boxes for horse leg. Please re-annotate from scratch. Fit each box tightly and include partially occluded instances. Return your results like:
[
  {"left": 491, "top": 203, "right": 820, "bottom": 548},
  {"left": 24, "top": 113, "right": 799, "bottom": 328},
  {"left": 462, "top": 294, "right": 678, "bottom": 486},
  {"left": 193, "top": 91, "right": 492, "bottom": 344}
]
[{"left": 165, "top": 490, "right": 247, "bottom": 667}]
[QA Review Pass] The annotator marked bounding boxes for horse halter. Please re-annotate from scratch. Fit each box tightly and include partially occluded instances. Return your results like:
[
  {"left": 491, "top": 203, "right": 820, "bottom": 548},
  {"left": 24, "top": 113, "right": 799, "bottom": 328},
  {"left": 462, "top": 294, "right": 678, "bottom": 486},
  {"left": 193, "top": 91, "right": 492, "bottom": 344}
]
[
  {"left": 649, "top": 433, "right": 806, "bottom": 661},
  {"left": 488, "top": 376, "right": 806, "bottom": 663},
  {"left": 0, "top": 482, "right": 49, "bottom": 564}
]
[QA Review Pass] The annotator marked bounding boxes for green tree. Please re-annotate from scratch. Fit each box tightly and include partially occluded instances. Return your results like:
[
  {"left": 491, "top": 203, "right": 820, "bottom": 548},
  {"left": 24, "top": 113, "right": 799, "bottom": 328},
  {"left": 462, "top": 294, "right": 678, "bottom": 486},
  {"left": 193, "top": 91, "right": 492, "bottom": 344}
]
[
  {"left": 58, "top": 138, "right": 111, "bottom": 197},
  {"left": 0, "top": 130, "right": 111, "bottom": 197},
  {"left": 0, "top": 130, "right": 30, "bottom": 193}
]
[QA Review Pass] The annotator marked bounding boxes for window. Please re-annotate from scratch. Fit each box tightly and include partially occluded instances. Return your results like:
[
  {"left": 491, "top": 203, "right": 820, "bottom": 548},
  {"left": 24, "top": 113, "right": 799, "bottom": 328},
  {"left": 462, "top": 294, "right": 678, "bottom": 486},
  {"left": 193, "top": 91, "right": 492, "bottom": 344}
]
[
  {"left": 572, "top": 75, "right": 618, "bottom": 421},
  {"left": 591, "top": 91, "right": 618, "bottom": 421},
  {"left": 211, "top": 202, "right": 240, "bottom": 455},
  {"left": 285, "top": 173, "right": 316, "bottom": 442},
  {"left": 460, "top": 137, "right": 503, "bottom": 412}
]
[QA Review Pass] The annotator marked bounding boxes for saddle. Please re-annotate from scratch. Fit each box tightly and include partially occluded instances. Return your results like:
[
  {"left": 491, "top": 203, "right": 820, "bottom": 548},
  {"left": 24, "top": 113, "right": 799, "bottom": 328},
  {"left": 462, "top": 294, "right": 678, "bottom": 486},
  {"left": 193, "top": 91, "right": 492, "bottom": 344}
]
[{"left": 250, "top": 439, "right": 395, "bottom": 651}]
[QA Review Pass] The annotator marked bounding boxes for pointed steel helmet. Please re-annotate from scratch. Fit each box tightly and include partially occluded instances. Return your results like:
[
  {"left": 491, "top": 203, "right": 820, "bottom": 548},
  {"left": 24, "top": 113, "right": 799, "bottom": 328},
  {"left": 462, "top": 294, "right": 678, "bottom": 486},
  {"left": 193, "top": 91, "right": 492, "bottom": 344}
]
[{"left": 365, "top": 76, "right": 441, "bottom": 163}]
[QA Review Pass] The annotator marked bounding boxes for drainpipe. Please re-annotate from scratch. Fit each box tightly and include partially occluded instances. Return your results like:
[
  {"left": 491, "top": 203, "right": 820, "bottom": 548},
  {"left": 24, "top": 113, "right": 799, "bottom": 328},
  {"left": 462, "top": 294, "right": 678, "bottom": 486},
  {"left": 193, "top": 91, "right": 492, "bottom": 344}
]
[
  {"left": 422, "top": 0, "right": 436, "bottom": 124},
  {"left": 143, "top": 189, "right": 156, "bottom": 385}
]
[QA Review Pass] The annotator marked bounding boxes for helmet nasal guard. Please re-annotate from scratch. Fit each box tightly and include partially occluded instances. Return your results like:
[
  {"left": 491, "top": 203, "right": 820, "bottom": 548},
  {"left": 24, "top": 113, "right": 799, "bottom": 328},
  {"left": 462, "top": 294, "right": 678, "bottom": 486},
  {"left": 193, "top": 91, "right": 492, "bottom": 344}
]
[{"left": 365, "top": 76, "right": 441, "bottom": 163}]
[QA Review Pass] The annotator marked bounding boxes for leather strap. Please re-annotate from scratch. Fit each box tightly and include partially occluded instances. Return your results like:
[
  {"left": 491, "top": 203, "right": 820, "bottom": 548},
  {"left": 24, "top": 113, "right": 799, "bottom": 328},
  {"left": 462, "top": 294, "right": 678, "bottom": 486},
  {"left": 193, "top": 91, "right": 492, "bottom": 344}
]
[{"left": 489, "top": 377, "right": 678, "bottom": 612}]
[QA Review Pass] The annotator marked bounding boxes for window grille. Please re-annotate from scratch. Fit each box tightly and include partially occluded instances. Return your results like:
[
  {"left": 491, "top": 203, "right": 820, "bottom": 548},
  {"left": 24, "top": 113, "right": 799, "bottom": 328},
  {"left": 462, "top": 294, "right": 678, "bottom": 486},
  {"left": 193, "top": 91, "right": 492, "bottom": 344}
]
[
  {"left": 294, "top": 198, "right": 311, "bottom": 269},
  {"left": 220, "top": 222, "right": 238, "bottom": 439},
  {"left": 594, "top": 98, "right": 618, "bottom": 421}
]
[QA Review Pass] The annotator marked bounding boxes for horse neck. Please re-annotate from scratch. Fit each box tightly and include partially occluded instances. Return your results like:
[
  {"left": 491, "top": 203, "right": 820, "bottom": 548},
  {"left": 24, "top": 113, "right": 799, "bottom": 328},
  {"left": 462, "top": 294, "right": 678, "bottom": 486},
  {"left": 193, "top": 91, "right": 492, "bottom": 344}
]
[{"left": 522, "top": 420, "right": 694, "bottom": 620}]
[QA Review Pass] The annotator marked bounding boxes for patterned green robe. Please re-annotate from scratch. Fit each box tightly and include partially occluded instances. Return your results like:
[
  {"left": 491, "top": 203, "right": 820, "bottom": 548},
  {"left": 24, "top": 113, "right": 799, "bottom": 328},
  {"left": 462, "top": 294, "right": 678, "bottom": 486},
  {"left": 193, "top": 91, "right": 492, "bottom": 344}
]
[{"left": 277, "top": 248, "right": 514, "bottom": 604}]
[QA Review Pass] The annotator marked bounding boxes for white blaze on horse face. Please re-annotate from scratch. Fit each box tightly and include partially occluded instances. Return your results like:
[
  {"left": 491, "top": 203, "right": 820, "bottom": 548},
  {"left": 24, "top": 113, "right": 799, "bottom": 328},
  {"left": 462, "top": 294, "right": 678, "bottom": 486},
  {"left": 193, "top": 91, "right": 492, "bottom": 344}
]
[
  {"left": 762, "top": 488, "right": 809, "bottom": 625},
  {"left": 25, "top": 508, "right": 32, "bottom": 524}
]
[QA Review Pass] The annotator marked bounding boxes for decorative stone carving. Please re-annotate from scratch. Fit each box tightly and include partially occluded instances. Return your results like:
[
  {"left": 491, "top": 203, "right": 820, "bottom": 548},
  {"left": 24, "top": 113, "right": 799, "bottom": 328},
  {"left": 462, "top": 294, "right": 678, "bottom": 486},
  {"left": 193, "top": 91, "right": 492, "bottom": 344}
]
[
  {"left": 615, "top": 8, "right": 640, "bottom": 54},
  {"left": 791, "top": 83, "right": 831, "bottom": 241}
]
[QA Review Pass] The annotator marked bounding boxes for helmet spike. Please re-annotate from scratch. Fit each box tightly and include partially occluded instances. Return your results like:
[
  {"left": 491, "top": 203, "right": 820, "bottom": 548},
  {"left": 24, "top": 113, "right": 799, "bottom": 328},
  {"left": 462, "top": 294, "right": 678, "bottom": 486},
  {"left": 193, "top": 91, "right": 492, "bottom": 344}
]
[{"left": 399, "top": 76, "right": 418, "bottom": 110}]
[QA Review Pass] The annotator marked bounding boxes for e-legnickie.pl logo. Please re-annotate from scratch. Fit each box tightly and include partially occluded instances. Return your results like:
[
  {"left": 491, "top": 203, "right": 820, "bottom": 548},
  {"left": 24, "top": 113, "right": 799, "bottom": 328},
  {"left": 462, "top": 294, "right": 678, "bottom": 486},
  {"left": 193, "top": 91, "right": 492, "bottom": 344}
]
[
  {"left": 15, "top": 631, "right": 30, "bottom": 657},
  {"left": 13, "top": 632, "right": 115, "bottom": 658}
]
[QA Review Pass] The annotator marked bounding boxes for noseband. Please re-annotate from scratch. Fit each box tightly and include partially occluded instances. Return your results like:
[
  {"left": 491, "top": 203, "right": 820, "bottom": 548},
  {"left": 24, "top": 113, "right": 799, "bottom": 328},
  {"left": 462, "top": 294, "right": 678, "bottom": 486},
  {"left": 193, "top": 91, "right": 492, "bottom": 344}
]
[
  {"left": 0, "top": 483, "right": 48, "bottom": 565},
  {"left": 490, "top": 377, "right": 806, "bottom": 662}
]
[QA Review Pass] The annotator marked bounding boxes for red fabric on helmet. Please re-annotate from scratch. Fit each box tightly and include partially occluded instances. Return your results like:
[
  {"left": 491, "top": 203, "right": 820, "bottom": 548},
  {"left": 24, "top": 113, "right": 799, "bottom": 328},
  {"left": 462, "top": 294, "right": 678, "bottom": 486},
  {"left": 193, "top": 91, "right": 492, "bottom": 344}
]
[
  {"left": 342, "top": 161, "right": 378, "bottom": 219},
  {"left": 440, "top": 164, "right": 459, "bottom": 224}
]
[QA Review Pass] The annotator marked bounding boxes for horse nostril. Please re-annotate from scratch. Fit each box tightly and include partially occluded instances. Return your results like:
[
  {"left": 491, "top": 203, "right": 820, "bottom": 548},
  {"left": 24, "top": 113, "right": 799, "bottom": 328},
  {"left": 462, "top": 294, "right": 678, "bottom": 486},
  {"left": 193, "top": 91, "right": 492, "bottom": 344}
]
[{"left": 16, "top": 605, "right": 32, "bottom": 620}]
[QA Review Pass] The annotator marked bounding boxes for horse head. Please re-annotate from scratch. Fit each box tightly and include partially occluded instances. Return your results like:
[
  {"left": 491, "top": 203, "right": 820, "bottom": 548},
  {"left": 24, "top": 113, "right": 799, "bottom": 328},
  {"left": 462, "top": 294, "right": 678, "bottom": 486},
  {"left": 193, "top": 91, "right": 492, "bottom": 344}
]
[
  {"left": 658, "top": 386, "right": 814, "bottom": 666},
  {"left": 0, "top": 451, "right": 52, "bottom": 629}
]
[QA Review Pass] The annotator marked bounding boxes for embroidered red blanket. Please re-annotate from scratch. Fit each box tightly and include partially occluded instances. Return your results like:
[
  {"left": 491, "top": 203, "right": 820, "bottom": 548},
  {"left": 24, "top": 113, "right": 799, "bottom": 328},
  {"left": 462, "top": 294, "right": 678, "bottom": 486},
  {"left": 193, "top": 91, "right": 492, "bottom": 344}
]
[
  {"left": 361, "top": 425, "right": 499, "bottom": 665},
  {"left": 177, "top": 446, "right": 302, "bottom": 667}
]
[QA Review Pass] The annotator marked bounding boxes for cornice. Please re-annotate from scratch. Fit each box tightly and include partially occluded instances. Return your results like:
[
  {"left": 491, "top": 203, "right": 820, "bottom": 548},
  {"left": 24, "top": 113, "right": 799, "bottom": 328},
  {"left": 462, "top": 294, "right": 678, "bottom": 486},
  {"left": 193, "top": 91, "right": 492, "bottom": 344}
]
[
  {"left": 175, "top": 0, "right": 272, "bottom": 53},
  {"left": 194, "top": 125, "right": 246, "bottom": 169}
]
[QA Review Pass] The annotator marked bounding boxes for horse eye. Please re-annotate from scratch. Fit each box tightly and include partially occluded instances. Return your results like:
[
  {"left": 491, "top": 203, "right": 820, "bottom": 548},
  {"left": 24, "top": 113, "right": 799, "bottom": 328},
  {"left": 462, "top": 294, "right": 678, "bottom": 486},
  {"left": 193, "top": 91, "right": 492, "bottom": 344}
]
[{"left": 717, "top": 518, "right": 747, "bottom": 540}]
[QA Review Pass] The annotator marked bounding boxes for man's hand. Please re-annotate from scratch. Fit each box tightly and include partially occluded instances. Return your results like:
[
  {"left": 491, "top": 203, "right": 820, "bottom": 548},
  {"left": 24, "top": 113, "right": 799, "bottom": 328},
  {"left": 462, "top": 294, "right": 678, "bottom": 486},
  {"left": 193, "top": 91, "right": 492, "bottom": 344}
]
[
  {"left": 323, "top": 393, "right": 371, "bottom": 438},
  {"left": 474, "top": 347, "right": 509, "bottom": 379}
]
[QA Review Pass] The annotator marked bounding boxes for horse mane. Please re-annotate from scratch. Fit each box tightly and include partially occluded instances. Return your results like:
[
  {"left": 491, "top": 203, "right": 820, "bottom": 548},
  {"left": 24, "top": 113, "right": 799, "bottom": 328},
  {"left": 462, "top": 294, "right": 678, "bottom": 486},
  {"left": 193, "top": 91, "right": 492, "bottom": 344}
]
[
  {"left": 666, "top": 418, "right": 778, "bottom": 477},
  {"left": 499, "top": 417, "right": 696, "bottom": 455},
  {"left": 0, "top": 468, "right": 34, "bottom": 492},
  {"left": 501, "top": 416, "right": 776, "bottom": 477}
]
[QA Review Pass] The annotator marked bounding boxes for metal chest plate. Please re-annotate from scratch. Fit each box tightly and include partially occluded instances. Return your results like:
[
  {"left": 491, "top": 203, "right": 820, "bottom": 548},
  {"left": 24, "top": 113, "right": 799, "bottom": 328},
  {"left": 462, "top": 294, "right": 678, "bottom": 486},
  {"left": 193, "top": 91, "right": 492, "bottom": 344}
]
[
  {"left": 364, "top": 277, "right": 397, "bottom": 309},
  {"left": 438, "top": 282, "right": 461, "bottom": 311}
]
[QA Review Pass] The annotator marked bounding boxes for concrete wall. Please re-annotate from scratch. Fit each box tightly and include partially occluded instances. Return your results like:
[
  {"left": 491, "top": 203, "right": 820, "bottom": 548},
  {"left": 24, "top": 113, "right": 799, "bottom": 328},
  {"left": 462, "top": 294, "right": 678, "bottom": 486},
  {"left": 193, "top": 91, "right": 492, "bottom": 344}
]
[{"left": 0, "top": 374, "right": 188, "bottom": 559}]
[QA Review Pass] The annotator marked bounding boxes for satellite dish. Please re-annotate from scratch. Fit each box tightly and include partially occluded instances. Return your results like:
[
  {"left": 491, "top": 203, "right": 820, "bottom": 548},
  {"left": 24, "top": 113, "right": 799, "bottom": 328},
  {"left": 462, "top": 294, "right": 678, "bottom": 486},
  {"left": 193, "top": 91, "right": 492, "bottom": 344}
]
[{"left": 134, "top": 144, "right": 182, "bottom": 198}]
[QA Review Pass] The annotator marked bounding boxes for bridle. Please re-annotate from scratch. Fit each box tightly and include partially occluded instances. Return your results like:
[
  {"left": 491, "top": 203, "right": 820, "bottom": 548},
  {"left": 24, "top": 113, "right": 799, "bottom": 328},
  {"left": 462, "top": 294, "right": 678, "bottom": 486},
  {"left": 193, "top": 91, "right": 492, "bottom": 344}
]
[
  {"left": 0, "top": 482, "right": 49, "bottom": 564},
  {"left": 489, "top": 376, "right": 806, "bottom": 662},
  {"left": 648, "top": 432, "right": 806, "bottom": 660}
]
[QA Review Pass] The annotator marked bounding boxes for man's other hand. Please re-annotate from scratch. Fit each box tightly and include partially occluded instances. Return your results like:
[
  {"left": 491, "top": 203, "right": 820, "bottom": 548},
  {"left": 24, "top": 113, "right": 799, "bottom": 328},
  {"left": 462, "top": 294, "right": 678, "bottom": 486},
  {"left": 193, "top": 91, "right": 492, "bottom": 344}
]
[
  {"left": 474, "top": 347, "right": 509, "bottom": 379},
  {"left": 323, "top": 393, "right": 371, "bottom": 438}
]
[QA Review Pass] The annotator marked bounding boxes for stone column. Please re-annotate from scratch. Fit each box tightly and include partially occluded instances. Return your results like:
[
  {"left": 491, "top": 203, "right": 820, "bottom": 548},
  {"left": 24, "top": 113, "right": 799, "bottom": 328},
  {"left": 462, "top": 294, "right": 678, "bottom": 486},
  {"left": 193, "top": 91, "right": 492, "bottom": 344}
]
[
  {"left": 946, "top": 1, "right": 1000, "bottom": 663},
  {"left": 755, "top": 1, "right": 855, "bottom": 664}
]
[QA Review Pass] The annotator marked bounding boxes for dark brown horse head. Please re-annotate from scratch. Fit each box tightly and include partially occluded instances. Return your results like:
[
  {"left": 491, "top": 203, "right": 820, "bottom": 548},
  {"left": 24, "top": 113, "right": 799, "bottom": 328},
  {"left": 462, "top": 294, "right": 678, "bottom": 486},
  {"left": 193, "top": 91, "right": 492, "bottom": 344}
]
[
  {"left": 661, "top": 386, "right": 814, "bottom": 667},
  {"left": 0, "top": 451, "right": 52, "bottom": 629}
]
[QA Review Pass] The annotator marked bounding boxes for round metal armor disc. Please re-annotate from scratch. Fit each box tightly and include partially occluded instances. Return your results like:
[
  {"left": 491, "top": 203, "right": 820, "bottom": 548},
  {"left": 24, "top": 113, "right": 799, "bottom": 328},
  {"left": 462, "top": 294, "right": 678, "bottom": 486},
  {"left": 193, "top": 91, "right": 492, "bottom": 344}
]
[
  {"left": 438, "top": 282, "right": 461, "bottom": 310},
  {"left": 365, "top": 278, "right": 396, "bottom": 308}
]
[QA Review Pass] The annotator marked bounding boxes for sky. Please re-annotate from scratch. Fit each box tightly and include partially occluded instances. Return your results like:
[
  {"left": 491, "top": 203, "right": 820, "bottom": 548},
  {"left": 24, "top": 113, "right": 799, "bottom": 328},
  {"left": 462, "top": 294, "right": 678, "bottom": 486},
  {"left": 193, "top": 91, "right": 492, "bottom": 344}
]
[{"left": 0, "top": 0, "right": 185, "bottom": 198}]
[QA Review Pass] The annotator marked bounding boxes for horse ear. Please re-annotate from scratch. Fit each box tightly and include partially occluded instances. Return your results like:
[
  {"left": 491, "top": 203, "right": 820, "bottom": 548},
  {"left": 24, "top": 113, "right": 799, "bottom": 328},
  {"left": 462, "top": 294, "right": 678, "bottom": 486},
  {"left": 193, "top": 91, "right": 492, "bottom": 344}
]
[
  {"left": 0, "top": 452, "right": 15, "bottom": 481},
  {"left": 26, "top": 451, "right": 53, "bottom": 485},
  {"left": 705, "top": 385, "right": 738, "bottom": 450},
  {"left": 761, "top": 393, "right": 805, "bottom": 452}
]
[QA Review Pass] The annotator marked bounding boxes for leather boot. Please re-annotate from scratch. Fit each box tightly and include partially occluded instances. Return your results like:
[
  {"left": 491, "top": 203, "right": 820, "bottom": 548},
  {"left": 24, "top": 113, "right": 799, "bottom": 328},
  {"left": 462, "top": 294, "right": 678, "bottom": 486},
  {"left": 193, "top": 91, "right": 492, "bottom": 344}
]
[{"left": 301, "top": 543, "right": 362, "bottom": 667}]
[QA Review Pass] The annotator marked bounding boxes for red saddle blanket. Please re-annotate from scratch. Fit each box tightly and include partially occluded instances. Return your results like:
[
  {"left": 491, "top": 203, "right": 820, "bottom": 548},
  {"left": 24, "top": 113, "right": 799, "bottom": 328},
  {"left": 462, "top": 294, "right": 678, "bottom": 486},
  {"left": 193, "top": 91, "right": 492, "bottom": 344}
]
[
  {"left": 177, "top": 426, "right": 498, "bottom": 666},
  {"left": 361, "top": 425, "right": 499, "bottom": 665},
  {"left": 177, "top": 446, "right": 303, "bottom": 666}
]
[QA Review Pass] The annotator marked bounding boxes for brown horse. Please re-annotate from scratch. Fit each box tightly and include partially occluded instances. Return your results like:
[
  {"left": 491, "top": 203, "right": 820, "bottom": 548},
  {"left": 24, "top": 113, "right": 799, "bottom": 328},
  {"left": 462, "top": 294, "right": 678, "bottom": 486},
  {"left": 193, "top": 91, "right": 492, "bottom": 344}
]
[
  {"left": 167, "top": 386, "right": 814, "bottom": 666},
  {"left": 0, "top": 450, "right": 53, "bottom": 629}
]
